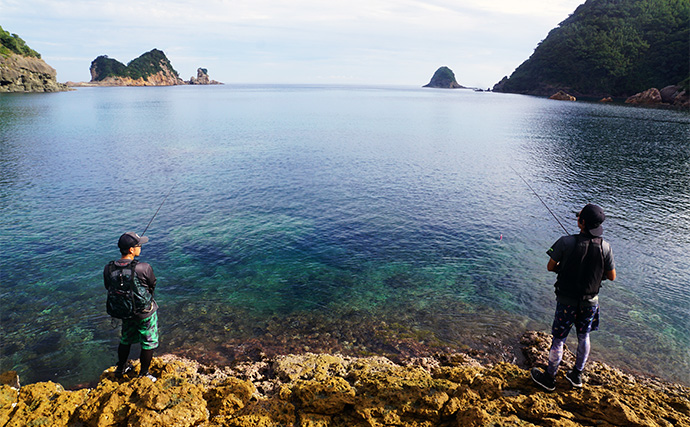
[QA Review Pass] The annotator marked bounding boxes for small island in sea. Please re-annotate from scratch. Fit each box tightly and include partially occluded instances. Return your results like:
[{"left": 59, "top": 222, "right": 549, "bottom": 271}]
[
  {"left": 67, "top": 48, "right": 223, "bottom": 87},
  {"left": 423, "top": 66, "right": 465, "bottom": 89}
]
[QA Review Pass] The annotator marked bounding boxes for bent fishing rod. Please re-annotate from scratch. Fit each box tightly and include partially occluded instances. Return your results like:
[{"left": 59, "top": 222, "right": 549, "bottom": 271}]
[
  {"left": 509, "top": 166, "right": 569, "bottom": 235},
  {"left": 141, "top": 183, "right": 176, "bottom": 236}
]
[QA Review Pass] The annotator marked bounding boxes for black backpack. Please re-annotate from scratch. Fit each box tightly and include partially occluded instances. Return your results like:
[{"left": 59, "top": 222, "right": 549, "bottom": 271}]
[
  {"left": 555, "top": 235, "right": 605, "bottom": 300},
  {"left": 106, "top": 260, "right": 153, "bottom": 319}
]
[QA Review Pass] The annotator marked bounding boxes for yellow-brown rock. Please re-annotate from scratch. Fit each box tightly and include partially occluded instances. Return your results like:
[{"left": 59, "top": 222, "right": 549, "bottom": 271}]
[
  {"left": 292, "top": 377, "right": 355, "bottom": 414},
  {"left": 0, "top": 385, "right": 18, "bottom": 426},
  {"left": 549, "top": 90, "right": 577, "bottom": 101},
  {"left": 205, "top": 377, "right": 256, "bottom": 417},
  {"left": 75, "top": 362, "right": 209, "bottom": 427},
  {"left": 626, "top": 88, "right": 663, "bottom": 104},
  {"left": 1, "top": 337, "right": 689, "bottom": 427},
  {"left": 3, "top": 381, "right": 88, "bottom": 427}
]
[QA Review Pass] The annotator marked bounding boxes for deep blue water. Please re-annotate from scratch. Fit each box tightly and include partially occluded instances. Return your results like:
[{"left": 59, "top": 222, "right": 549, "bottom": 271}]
[{"left": 1, "top": 85, "right": 688, "bottom": 387}]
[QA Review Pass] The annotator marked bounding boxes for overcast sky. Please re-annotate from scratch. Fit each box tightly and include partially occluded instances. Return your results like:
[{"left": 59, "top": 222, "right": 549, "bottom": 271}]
[{"left": 1, "top": 0, "right": 585, "bottom": 87}]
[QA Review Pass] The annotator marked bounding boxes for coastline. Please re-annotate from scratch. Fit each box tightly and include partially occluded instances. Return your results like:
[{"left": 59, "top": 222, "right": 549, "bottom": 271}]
[{"left": 2, "top": 331, "right": 688, "bottom": 426}]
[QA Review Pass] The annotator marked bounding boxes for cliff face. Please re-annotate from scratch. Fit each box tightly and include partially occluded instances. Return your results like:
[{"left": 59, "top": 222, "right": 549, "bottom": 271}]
[
  {"left": 89, "top": 69, "right": 185, "bottom": 87},
  {"left": 1, "top": 331, "right": 688, "bottom": 427},
  {"left": 0, "top": 53, "right": 69, "bottom": 93}
]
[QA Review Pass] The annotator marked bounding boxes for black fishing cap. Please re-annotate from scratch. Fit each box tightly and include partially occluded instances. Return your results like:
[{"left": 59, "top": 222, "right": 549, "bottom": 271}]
[
  {"left": 579, "top": 204, "right": 605, "bottom": 237},
  {"left": 118, "top": 232, "right": 149, "bottom": 251}
]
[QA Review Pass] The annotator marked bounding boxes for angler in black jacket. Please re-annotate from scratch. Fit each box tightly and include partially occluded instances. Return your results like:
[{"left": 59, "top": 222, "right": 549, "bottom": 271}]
[
  {"left": 531, "top": 204, "right": 616, "bottom": 391},
  {"left": 104, "top": 232, "right": 159, "bottom": 381}
]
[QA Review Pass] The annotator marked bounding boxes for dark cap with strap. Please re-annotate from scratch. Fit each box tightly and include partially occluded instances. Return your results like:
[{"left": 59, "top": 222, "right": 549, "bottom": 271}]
[
  {"left": 118, "top": 232, "right": 149, "bottom": 251},
  {"left": 579, "top": 204, "right": 605, "bottom": 237}
]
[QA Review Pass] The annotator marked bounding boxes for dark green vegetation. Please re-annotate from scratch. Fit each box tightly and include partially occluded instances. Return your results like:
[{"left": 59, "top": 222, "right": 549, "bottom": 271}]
[
  {"left": 90, "top": 49, "right": 180, "bottom": 81},
  {"left": 0, "top": 26, "right": 40, "bottom": 58},
  {"left": 495, "top": 0, "right": 690, "bottom": 97},
  {"left": 423, "top": 66, "right": 463, "bottom": 88},
  {"left": 90, "top": 56, "right": 126, "bottom": 80}
]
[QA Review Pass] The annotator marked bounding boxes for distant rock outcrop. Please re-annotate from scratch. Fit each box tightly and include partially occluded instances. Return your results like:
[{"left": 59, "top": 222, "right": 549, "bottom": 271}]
[
  {"left": 423, "top": 66, "right": 464, "bottom": 89},
  {"left": 626, "top": 86, "right": 689, "bottom": 108},
  {"left": 625, "top": 88, "right": 663, "bottom": 104},
  {"left": 188, "top": 68, "right": 222, "bottom": 85},
  {"left": 549, "top": 90, "right": 576, "bottom": 101}
]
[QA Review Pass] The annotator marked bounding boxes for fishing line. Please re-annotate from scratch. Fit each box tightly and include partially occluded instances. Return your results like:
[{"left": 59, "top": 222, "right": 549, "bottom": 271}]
[
  {"left": 141, "top": 183, "right": 176, "bottom": 236},
  {"left": 509, "top": 166, "right": 569, "bottom": 234}
]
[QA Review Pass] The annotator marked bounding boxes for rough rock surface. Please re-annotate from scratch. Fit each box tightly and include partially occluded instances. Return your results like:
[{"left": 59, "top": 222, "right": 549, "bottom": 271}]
[
  {"left": 1, "top": 332, "right": 688, "bottom": 426},
  {"left": 0, "top": 53, "right": 70, "bottom": 92},
  {"left": 626, "top": 88, "right": 663, "bottom": 104},
  {"left": 88, "top": 69, "right": 185, "bottom": 86},
  {"left": 626, "top": 86, "right": 689, "bottom": 108},
  {"left": 549, "top": 90, "right": 577, "bottom": 101},
  {"left": 189, "top": 68, "right": 222, "bottom": 85}
]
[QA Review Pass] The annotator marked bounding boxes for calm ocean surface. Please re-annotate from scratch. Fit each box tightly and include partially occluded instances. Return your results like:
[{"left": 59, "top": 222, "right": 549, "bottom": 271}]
[{"left": 1, "top": 85, "right": 688, "bottom": 387}]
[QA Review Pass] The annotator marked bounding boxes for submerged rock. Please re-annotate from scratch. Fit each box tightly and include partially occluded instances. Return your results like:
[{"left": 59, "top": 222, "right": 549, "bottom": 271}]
[{"left": 1, "top": 334, "right": 688, "bottom": 426}]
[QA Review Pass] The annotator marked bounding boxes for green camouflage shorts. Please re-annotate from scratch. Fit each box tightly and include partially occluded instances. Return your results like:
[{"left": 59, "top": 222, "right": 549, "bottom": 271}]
[{"left": 120, "top": 312, "right": 159, "bottom": 350}]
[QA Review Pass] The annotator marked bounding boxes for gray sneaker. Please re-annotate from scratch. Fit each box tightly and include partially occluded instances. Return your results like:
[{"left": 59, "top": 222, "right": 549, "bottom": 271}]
[
  {"left": 530, "top": 368, "right": 556, "bottom": 392},
  {"left": 565, "top": 369, "right": 583, "bottom": 388}
]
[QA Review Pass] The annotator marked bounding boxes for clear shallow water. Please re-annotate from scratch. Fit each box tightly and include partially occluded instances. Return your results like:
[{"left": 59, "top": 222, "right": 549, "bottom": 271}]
[{"left": 1, "top": 85, "right": 688, "bottom": 387}]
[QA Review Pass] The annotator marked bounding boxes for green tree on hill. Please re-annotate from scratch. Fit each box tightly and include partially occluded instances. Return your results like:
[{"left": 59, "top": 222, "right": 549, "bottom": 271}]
[
  {"left": 89, "top": 49, "right": 181, "bottom": 82},
  {"left": 0, "top": 26, "right": 41, "bottom": 58},
  {"left": 496, "top": 0, "right": 690, "bottom": 96},
  {"left": 90, "top": 56, "right": 127, "bottom": 81},
  {"left": 125, "top": 48, "right": 180, "bottom": 80}
]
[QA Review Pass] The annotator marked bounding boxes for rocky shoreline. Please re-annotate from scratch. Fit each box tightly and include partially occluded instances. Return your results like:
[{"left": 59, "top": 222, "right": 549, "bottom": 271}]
[{"left": 1, "top": 331, "right": 688, "bottom": 427}]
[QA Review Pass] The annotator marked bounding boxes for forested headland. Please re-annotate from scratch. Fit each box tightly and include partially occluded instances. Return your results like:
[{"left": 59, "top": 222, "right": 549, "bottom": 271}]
[{"left": 493, "top": 0, "right": 689, "bottom": 98}]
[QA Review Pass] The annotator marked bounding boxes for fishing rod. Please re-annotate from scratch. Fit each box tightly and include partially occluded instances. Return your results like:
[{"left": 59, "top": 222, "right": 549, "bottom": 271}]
[
  {"left": 509, "top": 166, "right": 569, "bottom": 235},
  {"left": 141, "top": 183, "right": 176, "bottom": 236}
]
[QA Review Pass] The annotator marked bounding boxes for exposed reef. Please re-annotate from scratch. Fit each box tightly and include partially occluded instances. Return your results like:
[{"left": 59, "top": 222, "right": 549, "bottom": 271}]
[{"left": 1, "top": 331, "right": 688, "bottom": 426}]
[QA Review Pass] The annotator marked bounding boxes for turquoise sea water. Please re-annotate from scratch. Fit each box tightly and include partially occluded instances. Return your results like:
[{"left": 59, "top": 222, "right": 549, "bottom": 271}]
[{"left": 1, "top": 85, "right": 689, "bottom": 387}]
